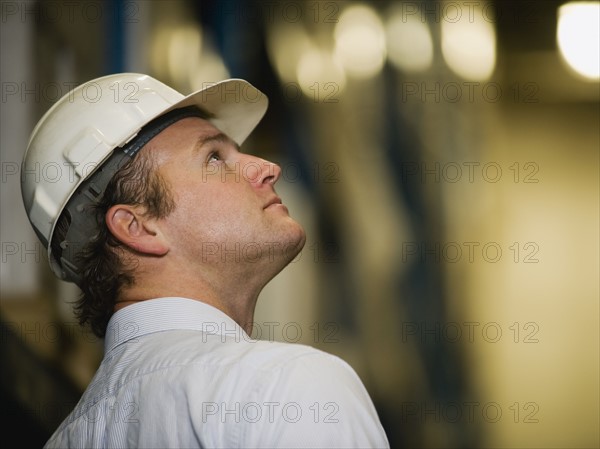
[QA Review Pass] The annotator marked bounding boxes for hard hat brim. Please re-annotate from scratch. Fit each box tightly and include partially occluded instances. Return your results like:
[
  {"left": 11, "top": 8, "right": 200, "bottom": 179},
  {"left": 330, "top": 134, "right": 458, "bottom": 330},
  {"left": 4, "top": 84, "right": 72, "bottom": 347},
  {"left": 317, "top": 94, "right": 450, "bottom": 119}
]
[{"left": 159, "top": 78, "right": 268, "bottom": 146}]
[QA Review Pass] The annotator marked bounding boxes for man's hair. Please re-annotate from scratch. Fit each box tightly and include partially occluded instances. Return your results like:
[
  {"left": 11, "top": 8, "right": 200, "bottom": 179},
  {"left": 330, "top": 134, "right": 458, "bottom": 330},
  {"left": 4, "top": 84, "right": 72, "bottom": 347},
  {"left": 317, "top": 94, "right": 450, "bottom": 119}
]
[{"left": 51, "top": 150, "right": 175, "bottom": 338}]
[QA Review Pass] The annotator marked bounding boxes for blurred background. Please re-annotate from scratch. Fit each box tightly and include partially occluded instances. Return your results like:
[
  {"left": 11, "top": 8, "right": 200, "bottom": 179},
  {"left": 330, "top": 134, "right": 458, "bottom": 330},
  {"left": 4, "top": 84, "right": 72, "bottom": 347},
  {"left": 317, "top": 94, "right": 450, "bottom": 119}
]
[{"left": 1, "top": 0, "right": 598, "bottom": 447}]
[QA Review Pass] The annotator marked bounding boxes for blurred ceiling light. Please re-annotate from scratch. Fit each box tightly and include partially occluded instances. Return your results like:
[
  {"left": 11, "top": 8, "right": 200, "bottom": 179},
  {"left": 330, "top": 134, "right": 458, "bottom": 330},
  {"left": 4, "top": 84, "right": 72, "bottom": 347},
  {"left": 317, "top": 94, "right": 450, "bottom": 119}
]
[
  {"left": 296, "top": 47, "right": 346, "bottom": 98},
  {"left": 154, "top": 23, "right": 229, "bottom": 91},
  {"left": 333, "top": 4, "right": 387, "bottom": 79},
  {"left": 557, "top": 2, "right": 600, "bottom": 80},
  {"left": 150, "top": 26, "right": 173, "bottom": 80},
  {"left": 188, "top": 46, "right": 230, "bottom": 92},
  {"left": 385, "top": 6, "right": 433, "bottom": 72},
  {"left": 167, "top": 25, "right": 203, "bottom": 87},
  {"left": 266, "top": 22, "right": 312, "bottom": 84},
  {"left": 441, "top": 4, "right": 496, "bottom": 81}
]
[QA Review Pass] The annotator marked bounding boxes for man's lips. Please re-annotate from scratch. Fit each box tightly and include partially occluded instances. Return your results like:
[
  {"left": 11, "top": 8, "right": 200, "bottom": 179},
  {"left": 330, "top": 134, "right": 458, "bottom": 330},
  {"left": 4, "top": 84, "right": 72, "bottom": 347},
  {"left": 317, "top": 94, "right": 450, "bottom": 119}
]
[{"left": 264, "top": 196, "right": 284, "bottom": 209}]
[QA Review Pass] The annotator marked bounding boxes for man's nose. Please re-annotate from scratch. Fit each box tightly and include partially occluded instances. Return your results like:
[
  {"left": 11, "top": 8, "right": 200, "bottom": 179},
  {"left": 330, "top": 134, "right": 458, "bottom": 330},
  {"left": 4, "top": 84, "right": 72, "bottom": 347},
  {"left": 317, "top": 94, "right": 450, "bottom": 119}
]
[{"left": 241, "top": 155, "right": 281, "bottom": 186}]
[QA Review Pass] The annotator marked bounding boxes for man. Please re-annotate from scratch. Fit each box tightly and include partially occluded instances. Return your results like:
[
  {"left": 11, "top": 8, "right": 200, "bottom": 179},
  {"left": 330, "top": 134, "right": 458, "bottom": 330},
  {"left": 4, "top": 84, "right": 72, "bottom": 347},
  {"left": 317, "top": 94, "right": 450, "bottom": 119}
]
[{"left": 22, "top": 73, "right": 389, "bottom": 448}]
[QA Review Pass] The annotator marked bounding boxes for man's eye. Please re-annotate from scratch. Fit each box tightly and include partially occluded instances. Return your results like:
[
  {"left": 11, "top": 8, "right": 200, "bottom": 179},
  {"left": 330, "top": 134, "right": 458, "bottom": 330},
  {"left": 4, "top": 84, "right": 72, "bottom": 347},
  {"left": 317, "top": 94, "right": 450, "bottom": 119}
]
[{"left": 208, "top": 152, "right": 221, "bottom": 163}]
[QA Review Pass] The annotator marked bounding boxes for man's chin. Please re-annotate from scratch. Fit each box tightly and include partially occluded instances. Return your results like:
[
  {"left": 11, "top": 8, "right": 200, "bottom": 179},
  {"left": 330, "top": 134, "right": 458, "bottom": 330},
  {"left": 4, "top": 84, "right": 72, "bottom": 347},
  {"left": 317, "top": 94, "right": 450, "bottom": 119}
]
[{"left": 281, "top": 223, "right": 306, "bottom": 264}]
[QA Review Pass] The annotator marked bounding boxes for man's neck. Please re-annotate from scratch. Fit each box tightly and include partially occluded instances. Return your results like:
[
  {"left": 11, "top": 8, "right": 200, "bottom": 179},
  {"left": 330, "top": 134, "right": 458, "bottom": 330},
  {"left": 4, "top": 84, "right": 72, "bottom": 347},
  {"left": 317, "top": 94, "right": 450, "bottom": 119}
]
[{"left": 114, "top": 266, "right": 265, "bottom": 336}]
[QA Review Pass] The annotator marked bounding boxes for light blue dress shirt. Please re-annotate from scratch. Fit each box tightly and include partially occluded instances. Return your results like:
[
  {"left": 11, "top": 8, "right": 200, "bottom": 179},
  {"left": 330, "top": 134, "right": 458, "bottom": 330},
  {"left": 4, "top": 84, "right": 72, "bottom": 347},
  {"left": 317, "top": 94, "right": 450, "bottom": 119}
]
[{"left": 45, "top": 297, "right": 389, "bottom": 448}]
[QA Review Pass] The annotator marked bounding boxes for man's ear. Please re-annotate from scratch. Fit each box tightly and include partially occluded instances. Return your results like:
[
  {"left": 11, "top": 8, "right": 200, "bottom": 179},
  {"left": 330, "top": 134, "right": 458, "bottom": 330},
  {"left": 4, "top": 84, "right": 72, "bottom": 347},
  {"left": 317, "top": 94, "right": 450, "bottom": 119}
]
[{"left": 105, "top": 204, "right": 169, "bottom": 256}]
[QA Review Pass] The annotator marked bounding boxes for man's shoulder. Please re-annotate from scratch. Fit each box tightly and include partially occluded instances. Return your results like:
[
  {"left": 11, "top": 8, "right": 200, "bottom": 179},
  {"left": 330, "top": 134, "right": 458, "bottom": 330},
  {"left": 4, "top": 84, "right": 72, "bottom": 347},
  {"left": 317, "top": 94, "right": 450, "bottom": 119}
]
[
  {"left": 123, "top": 328, "right": 352, "bottom": 377},
  {"left": 116, "top": 330, "right": 365, "bottom": 406},
  {"left": 163, "top": 329, "right": 352, "bottom": 375},
  {"left": 236, "top": 338, "right": 353, "bottom": 375}
]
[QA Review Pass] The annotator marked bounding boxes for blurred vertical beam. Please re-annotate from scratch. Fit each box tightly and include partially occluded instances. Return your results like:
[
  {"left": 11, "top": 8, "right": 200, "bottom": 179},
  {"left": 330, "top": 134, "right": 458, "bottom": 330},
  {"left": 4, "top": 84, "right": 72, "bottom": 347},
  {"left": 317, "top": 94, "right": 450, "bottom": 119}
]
[
  {"left": 0, "top": 0, "right": 39, "bottom": 297},
  {"left": 106, "top": 0, "right": 125, "bottom": 73},
  {"left": 123, "top": 1, "right": 151, "bottom": 73}
]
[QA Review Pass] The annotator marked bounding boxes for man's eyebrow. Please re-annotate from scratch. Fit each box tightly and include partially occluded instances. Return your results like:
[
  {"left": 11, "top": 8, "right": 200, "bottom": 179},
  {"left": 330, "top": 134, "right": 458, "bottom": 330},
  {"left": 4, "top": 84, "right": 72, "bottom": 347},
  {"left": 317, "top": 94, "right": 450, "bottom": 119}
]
[{"left": 193, "top": 132, "right": 240, "bottom": 153}]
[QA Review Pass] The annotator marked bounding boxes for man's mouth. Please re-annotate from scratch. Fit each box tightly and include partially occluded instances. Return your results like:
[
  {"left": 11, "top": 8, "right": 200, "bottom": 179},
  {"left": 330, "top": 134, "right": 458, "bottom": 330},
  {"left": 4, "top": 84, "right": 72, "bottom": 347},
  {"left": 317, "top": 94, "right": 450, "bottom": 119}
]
[{"left": 264, "top": 197, "right": 283, "bottom": 209}]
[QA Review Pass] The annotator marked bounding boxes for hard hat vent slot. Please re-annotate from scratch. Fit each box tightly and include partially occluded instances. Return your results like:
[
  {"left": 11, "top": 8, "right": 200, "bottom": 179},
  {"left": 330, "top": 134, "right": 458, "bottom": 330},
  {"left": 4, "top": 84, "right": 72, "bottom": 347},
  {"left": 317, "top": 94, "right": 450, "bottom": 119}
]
[{"left": 89, "top": 183, "right": 101, "bottom": 198}]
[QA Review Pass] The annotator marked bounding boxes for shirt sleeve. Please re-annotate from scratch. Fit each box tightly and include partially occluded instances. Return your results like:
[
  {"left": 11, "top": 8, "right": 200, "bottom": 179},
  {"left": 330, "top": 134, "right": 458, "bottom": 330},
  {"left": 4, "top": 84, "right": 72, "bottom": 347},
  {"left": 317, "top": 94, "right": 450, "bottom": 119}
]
[{"left": 241, "top": 349, "right": 390, "bottom": 449}]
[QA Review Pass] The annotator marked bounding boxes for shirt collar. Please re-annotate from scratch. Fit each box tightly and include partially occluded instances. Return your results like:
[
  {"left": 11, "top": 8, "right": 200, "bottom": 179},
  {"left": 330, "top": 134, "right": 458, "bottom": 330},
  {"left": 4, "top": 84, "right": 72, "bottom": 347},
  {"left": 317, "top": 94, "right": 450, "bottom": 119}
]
[{"left": 104, "top": 297, "right": 248, "bottom": 354}]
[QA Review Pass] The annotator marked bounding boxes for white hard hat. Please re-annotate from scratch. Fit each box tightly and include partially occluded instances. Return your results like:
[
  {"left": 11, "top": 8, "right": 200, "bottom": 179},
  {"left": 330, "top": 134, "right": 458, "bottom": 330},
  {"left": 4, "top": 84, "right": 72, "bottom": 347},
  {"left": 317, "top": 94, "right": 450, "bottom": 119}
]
[{"left": 21, "top": 73, "right": 268, "bottom": 282}]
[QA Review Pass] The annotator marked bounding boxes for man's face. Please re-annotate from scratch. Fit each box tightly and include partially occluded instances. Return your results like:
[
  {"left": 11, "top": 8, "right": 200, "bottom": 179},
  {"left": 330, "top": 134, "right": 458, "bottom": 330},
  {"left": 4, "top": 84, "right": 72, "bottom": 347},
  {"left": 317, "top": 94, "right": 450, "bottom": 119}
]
[{"left": 147, "top": 117, "right": 306, "bottom": 274}]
